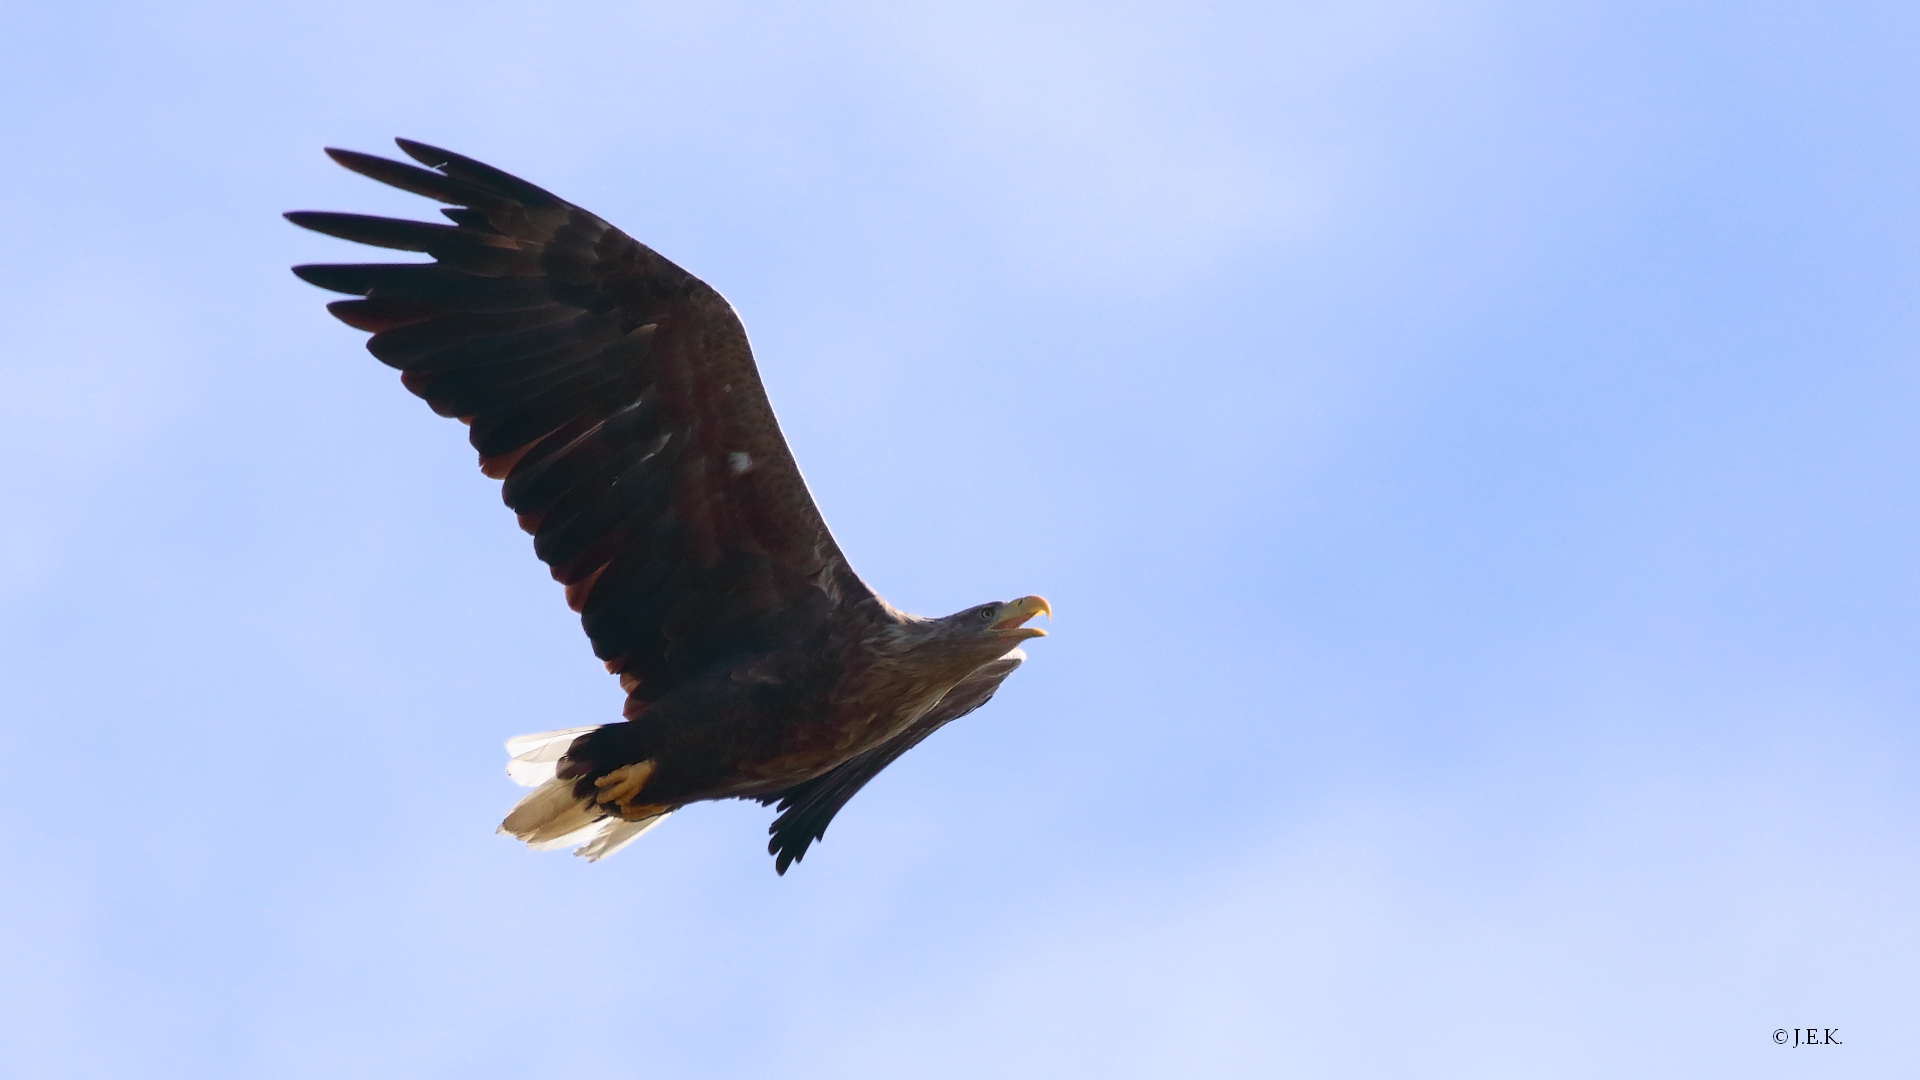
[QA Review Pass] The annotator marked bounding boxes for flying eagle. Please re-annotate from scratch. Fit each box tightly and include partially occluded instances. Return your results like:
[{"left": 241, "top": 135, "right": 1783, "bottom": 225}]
[{"left": 288, "top": 140, "right": 1048, "bottom": 873}]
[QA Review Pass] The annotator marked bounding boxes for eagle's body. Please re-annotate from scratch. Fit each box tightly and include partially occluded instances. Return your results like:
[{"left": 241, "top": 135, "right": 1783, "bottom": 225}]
[{"left": 290, "top": 140, "right": 1046, "bottom": 873}]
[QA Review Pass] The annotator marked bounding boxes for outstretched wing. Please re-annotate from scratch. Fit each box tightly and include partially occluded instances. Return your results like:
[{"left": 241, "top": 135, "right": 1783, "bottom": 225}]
[
  {"left": 761, "top": 650, "right": 1027, "bottom": 874},
  {"left": 289, "top": 140, "right": 869, "bottom": 704}
]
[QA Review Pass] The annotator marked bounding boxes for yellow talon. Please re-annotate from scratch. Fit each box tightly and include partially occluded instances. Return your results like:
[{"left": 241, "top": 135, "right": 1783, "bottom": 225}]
[{"left": 592, "top": 760, "right": 657, "bottom": 810}]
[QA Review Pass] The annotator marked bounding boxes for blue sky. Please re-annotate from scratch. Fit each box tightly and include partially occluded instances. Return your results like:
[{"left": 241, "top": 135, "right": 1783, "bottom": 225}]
[{"left": 3, "top": 1, "right": 1916, "bottom": 1076}]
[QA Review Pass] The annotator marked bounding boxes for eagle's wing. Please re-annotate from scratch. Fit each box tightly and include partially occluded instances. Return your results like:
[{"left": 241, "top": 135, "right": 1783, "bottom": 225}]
[
  {"left": 289, "top": 141, "right": 870, "bottom": 704},
  {"left": 761, "top": 649, "right": 1028, "bottom": 874}
]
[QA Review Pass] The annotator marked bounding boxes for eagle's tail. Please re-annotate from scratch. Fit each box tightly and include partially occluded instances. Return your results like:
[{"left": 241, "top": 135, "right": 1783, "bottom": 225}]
[{"left": 495, "top": 726, "right": 672, "bottom": 862}]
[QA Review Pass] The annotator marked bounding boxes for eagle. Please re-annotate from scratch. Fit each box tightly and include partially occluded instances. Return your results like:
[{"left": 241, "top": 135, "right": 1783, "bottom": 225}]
[{"left": 288, "top": 140, "right": 1048, "bottom": 873}]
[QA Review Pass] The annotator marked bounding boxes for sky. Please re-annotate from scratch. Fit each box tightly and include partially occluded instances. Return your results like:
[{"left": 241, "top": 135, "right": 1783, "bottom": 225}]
[{"left": 3, "top": 0, "right": 1916, "bottom": 1076}]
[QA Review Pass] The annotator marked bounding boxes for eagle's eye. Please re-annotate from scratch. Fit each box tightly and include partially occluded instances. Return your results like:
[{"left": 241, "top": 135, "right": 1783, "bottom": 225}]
[{"left": 977, "top": 606, "right": 998, "bottom": 621}]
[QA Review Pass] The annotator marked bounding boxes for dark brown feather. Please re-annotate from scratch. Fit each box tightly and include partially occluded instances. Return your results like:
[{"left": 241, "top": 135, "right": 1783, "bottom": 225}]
[
  {"left": 286, "top": 210, "right": 467, "bottom": 252},
  {"left": 325, "top": 148, "right": 503, "bottom": 208},
  {"left": 396, "top": 138, "right": 571, "bottom": 213},
  {"left": 325, "top": 298, "right": 444, "bottom": 333}
]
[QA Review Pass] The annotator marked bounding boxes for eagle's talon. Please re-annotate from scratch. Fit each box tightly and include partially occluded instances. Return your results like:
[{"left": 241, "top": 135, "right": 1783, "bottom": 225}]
[{"left": 592, "top": 760, "right": 656, "bottom": 810}]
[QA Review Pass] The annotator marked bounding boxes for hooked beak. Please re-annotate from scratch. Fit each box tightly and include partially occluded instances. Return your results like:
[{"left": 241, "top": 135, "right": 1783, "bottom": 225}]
[{"left": 990, "top": 595, "right": 1052, "bottom": 638}]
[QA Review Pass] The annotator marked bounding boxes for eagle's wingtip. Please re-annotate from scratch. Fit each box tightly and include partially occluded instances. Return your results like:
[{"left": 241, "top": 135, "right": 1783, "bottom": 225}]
[{"left": 394, "top": 137, "right": 447, "bottom": 167}]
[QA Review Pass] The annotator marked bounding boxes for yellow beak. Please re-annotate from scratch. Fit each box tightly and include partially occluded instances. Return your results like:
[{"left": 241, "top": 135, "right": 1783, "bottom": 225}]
[{"left": 990, "top": 595, "right": 1053, "bottom": 637}]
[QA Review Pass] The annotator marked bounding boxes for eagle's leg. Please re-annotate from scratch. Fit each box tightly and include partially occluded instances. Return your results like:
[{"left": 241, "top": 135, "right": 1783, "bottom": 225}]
[{"left": 593, "top": 760, "right": 666, "bottom": 820}]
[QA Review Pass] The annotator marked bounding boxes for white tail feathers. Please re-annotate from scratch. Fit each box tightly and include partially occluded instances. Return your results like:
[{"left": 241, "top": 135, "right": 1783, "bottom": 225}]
[
  {"left": 497, "top": 726, "right": 673, "bottom": 862},
  {"left": 574, "top": 812, "right": 670, "bottom": 860},
  {"left": 500, "top": 778, "right": 603, "bottom": 844},
  {"left": 504, "top": 725, "right": 599, "bottom": 786}
]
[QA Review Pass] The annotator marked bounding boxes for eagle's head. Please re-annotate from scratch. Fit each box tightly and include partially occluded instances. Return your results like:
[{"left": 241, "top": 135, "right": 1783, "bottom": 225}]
[
  {"left": 935, "top": 594, "right": 1051, "bottom": 660},
  {"left": 875, "top": 595, "right": 1050, "bottom": 680}
]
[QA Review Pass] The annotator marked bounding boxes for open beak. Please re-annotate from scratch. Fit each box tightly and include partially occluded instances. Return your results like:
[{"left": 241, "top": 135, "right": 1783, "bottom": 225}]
[{"left": 990, "top": 595, "right": 1052, "bottom": 638}]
